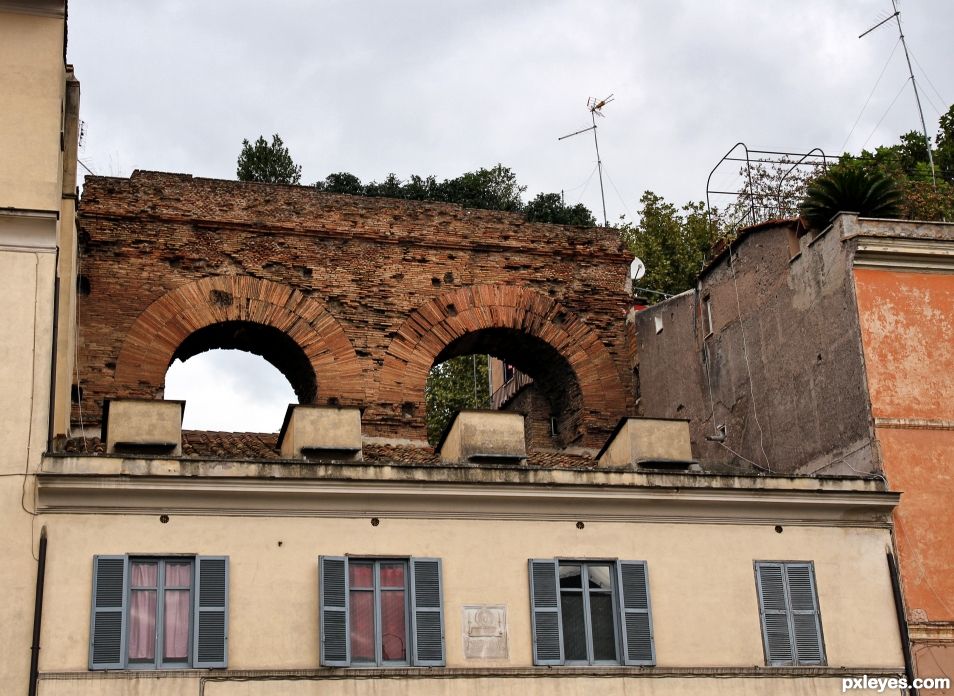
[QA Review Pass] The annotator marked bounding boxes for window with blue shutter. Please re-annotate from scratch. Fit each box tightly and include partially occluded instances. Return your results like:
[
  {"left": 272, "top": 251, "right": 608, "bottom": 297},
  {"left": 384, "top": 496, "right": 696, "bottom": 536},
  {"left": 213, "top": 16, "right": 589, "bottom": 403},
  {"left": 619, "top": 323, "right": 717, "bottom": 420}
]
[
  {"left": 88, "top": 555, "right": 228, "bottom": 670},
  {"left": 528, "top": 559, "right": 655, "bottom": 666},
  {"left": 319, "top": 556, "right": 445, "bottom": 667},
  {"left": 755, "top": 561, "right": 825, "bottom": 666}
]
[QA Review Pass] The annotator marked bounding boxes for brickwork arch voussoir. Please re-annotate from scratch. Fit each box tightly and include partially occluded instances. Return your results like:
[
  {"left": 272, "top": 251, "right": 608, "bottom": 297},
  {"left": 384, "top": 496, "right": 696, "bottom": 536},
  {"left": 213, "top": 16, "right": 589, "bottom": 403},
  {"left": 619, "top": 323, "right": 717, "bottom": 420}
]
[{"left": 114, "top": 276, "right": 365, "bottom": 404}]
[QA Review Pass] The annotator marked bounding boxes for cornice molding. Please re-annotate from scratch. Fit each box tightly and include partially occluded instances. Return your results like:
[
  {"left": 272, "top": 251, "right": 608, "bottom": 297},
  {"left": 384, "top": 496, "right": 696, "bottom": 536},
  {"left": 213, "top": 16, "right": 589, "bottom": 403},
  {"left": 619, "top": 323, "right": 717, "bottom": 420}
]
[
  {"left": 35, "top": 469, "right": 898, "bottom": 528},
  {"left": 852, "top": 236, "right": 954, "bottom": 272},
  {"left": 0, "top": 0, "right": 64, "bottom": 17}
]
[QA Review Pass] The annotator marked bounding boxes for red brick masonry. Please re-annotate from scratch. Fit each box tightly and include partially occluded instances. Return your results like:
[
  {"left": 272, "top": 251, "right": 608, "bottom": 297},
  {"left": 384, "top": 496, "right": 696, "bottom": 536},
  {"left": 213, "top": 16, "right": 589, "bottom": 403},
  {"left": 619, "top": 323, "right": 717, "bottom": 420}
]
[{"left": 76, "top": 171, "right": 634, "bottom": 447}]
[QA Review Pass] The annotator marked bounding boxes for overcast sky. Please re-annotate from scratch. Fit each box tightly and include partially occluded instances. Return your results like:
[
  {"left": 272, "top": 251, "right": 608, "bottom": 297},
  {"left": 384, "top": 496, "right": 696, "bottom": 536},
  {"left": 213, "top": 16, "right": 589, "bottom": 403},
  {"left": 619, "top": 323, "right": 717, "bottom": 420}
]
[{"left": 68, "top": 1, "right": 954, "bottom": 432}]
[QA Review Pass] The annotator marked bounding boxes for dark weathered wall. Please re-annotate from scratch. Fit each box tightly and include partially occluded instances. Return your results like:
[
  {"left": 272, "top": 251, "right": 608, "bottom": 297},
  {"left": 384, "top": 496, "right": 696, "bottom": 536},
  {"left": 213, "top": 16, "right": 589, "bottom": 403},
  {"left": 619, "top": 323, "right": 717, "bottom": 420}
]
[
  {"left": 636, "top": 221, "right": 879, "bottom": 475},
  {"left": 76, "top": 171, "right": 635, "bottom": 447}
]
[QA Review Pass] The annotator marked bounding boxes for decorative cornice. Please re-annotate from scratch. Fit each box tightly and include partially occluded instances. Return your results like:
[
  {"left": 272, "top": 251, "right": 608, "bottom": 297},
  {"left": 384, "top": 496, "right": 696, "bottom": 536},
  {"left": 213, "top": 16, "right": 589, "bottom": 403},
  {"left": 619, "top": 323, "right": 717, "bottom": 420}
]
[
  {"left": 852, "top": 236, "right": 954, "bottom": 272},
  {"left": 0, "top": 0, "right": 65, "bottom": 18},
  {"left": 875, "top": 417, "right": 954, "bottom": 431},
  {"left": 36, "top": 457, "right": 899, "bottom": 527}
]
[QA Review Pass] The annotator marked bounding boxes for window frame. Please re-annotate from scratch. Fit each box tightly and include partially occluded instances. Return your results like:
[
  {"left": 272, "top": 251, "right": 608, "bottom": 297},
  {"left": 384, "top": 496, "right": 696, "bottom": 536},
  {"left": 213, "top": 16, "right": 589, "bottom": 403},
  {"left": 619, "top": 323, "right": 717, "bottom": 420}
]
[
  {"left": 754, "top": 560, "right": 826, "bottom": 667},
  {"left": 125, "top": 557, "right": 195, "bottom": 670},
  {"left": 557, "top": 561, "right": 622, "bottom": 666},
  {"left": 348, "top": 558, "right": 411, "bottom": 667},
  {"left": 529, "top": 558, "right": 655, "bottom": 667},
  {"left": 319, "top": 555, "right": 445, "bottom": 668},
  {"left": 89, "top": 554, "right": 228, "bottom": 671}
]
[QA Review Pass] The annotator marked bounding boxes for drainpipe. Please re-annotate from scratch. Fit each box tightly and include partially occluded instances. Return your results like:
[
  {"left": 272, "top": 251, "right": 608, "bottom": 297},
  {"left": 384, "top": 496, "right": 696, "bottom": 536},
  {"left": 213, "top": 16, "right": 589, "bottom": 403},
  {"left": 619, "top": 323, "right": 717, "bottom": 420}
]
[
  {"left": 887, "top": 551, "right": 918, "bottom": 696},
  {"left": 29, "top": 528, "right": 47, "bottom": 696},
  {"left": 46, "top": 269, "right": 60, "bottom": 452}
]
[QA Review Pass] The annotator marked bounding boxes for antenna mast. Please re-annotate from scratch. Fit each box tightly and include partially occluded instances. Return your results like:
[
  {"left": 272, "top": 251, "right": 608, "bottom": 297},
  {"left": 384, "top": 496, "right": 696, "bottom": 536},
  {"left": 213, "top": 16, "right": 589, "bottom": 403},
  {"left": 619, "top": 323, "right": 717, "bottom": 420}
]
[
  {"left": 559, "top": 94, "right": 614, "bottom": 226},
  {"left": 859, "top": 0, "right": 936, "bottom": 187}
]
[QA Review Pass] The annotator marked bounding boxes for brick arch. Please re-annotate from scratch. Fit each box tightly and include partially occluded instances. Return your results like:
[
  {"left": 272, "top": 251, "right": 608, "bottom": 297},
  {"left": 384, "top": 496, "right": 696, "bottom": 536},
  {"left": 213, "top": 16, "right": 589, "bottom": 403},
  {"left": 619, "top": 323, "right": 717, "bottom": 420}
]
[
  {"left": 378, "top": 285, "right": 629, "bottom": 445},
  {"left": 114, "top": 276, "right": 364, "bottom": 404}
]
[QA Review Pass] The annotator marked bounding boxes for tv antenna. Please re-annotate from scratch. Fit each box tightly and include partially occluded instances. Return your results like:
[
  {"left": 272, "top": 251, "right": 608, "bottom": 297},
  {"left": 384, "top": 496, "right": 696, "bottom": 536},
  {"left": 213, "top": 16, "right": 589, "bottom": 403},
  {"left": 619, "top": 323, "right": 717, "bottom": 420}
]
[
  {"left": 559, "top": 94, "right": 614, "bottom": 226},
  {"left": 859, "top": 0, "right": 936, "bottom": 187}
]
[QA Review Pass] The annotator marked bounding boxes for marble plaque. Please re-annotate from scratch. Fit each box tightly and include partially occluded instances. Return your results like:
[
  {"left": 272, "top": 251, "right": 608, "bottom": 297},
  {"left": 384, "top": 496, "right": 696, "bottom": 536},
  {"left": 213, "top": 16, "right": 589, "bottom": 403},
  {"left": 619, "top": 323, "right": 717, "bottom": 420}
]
[{"left": 462, "top": 604, "right": 508, "bottom": 659}]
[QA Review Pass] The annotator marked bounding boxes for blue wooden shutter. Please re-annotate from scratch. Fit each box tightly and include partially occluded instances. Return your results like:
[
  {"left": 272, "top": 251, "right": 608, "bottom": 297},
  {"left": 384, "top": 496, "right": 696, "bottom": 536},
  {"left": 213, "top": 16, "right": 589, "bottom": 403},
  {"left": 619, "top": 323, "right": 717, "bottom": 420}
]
[
  {"left": 410, "top": 558, "right": 445, "bottom": 666},
  {"left": 617, "top": 561, "right": 655, "bottom": 665},
  {"left": 193, "top": 556, "right": 229, "bottom": 668},
  {"left": 320, "top": 556, "right": 349, "bottom": 666},
  {"left": 89, "top": 555, "right": 128, "bottom": 669},
  {"left": 528, "top": 559, "right": 564, "bottom": 665},
  {"left": 756, "top": 562, "right": 795, "bottom": 665},
  {"left": 786, "top": 563, "right": 825, "bottom": 665}
]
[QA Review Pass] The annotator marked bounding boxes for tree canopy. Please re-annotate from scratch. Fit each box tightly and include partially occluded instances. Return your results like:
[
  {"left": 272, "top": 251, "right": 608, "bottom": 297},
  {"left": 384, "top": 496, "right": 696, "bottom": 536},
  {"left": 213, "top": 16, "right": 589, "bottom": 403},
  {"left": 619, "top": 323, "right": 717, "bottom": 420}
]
[{"left": 236, "top": 134, "right": 302, "bottom": 184}]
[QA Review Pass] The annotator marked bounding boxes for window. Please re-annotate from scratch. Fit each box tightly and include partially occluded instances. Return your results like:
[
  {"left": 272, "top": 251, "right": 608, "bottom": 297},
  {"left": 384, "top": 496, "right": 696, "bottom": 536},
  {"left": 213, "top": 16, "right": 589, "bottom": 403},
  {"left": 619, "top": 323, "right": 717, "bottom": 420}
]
[
  {"left": 703, "top": 295, "right": 714, "bottom": 337},
  {"left": 529, "top": 559, "right": 654, "bottom": 666},
  {"left": 89, "top": 555, "right": 229, "bottom": 670},
  {"left": 755, "top": 561, "right": 825, "bottom": 666},
  {"left": 320, "top": 556, "right": 445, "bottom": 667}
]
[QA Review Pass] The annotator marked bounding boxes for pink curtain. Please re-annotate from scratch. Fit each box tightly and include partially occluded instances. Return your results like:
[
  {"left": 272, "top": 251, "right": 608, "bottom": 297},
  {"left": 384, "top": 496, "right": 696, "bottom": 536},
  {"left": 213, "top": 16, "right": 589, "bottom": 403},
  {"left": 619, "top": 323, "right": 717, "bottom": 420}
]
[
  {"left": 163, "top": 563, "right": 191, "bottom": 660},
  {"left": 128, "top": 563, "right": 157, "bottom": 661},
  {"left": 349, "top": 591, "right": 375, "bottom": 661},
  {"left": 380, "top": 590, "right": 406, "bottom": 661}
]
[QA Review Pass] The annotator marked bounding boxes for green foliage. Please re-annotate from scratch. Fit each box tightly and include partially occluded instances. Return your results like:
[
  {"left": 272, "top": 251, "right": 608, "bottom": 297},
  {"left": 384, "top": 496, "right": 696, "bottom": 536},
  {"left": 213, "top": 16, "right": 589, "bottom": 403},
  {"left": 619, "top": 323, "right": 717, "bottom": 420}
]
[
  {"left": 434, "top": 164, "right": 525, "bottom": 212},
  {"left": 799, "top": 165, "right": 902, "bottom": 230},
  {"left": 937, "top": 104, "right": 954, "bottom": 184},
  {"left": 619, "top": 193, "right": 721, "bottom": 301},
  {"left": 425, "top": 355, "right": 490, "bottom": 444},
  {"left": 524, "top": 192, "right": 597, "bottom": 226},
  {"left": 236, "top": 134, "right": 302, "bottom": 184},
  {"left": 314, "top": 171, "right": 364, "bottom": 195}
]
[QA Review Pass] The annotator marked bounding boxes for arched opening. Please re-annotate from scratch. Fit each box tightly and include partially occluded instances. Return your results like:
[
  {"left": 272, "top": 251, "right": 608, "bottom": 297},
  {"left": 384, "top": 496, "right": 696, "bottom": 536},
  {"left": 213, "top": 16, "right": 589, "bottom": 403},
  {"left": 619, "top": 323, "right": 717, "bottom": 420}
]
[
  {"left": 424, "top": 328, "right": 584, "bottom": 448},
  {"left": 163, "top": 321, "right": 315, "bottom": 432}
]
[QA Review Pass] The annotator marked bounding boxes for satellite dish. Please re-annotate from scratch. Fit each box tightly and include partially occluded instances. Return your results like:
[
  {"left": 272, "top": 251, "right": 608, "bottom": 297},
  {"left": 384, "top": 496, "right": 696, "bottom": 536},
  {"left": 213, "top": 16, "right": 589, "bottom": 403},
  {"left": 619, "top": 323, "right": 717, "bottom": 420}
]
[{"left": 630, "top": 257, "right": 646, "bottom": 281}]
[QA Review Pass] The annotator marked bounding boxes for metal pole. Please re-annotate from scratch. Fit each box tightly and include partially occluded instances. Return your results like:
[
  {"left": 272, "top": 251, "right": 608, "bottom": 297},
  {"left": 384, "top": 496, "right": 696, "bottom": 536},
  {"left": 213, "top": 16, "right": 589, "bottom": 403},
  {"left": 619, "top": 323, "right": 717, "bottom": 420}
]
[
  {"left": 892, "top": 0, "right": 937, "bottom": 188},
  {"left": 591, "top": 110, "right": 608, "bottom": 227}
]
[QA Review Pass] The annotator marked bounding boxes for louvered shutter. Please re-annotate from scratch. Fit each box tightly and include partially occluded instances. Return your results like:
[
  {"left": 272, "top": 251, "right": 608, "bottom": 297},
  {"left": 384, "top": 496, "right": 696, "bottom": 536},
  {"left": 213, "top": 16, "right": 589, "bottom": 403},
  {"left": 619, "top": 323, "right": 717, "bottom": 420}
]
[
  {"left": 528, "top": 559, "right": 564, "bottom": 665},
  {"left": 617, "top": 561, "right": 655, "bottom": 665},
  {"left": 756, "top": 562, "right": 795, "bottom": 665},
  {"left": 320, "top": 556, "right": 350, "bottom": 666},
  {"left": 785, "top": 563, "right": 825, "bottom": 665},
  {"left": 89, "top": 555, "right": 128, "bottom": 669},
  {"left": 193, "top": 556, "right": 229, "bottom": 668},
  {"left": 410, "top": 558, "right": 445, "bottom": 666}
]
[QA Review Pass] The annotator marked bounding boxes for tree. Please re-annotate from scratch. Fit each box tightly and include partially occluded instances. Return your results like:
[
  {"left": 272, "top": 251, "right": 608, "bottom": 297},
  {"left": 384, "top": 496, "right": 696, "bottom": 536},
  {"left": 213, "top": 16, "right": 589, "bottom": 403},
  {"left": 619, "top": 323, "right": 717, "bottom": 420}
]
[
  {"left": 619, "top": 193, "right": 720, "bottom": 301},
  {"left": 425, "top": 355, "right": 490, "bottom": 444},
  {"left": 314, "top": 171, "right": 364, "bottom": 195},
  {"left": 435, "top": 164, "right": 525, "bottom": 212},
  {"left": 934, "top": 104, "right": 954, "bottom": 184},
  {"left": 524, "top": 192, "right": 596, "bottom": 226},
  {"left": 799, "top": 165, "right": 902, "bottom": 230},
  {"left": 236, "top": 134, "right": 302, "bottom": 184}
]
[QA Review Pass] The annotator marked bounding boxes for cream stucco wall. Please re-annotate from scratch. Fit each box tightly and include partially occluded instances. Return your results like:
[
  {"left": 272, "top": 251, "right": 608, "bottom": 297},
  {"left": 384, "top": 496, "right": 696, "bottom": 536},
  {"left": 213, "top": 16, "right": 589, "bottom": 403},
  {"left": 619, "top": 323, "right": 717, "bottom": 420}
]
[
  {"left": 0, "top": 247, "right": 57, "bottom": 695},
  {"left": 34, "top": 512, "right": 902, "bottom": 676},
  {"left": 0, "top": 9, "right": 66, "bottom": 212}
]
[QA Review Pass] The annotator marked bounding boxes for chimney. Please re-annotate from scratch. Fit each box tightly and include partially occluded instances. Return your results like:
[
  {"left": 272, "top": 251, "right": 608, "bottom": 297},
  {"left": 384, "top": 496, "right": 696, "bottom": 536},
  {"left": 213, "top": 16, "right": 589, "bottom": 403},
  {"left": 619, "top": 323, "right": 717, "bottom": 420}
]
[
  {"left": 277, "top": 405, "right": 363, "bottom": 461},
  {"left": 437, "top": 410, "right": 527, "bottom": 464},
  {"left": 597, "top": 417, "right": 696, "bottom": 470},
  {"left": 102, "top": 399, "right": 185, "bottom": 456}
]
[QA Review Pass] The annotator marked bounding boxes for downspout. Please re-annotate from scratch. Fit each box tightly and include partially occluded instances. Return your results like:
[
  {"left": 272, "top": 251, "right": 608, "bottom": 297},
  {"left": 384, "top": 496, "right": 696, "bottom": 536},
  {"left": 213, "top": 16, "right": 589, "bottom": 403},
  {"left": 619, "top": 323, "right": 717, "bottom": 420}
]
[
  {"left": 28, "top": 528, "right": 48, "bottom": 696},
  {"left": 46, "top": 268, "right": 60, "bottom": 452},
  {"left": 887, "top": 550, "right": 918, "bottom": 696}
]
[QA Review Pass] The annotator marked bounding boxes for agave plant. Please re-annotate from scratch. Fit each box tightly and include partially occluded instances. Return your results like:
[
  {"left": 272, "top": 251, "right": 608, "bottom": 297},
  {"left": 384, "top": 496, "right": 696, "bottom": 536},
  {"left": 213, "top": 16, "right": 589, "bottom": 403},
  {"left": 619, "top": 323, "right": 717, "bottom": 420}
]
[{"left": 799, "top": 167, "right": 902, "bottom": 230}]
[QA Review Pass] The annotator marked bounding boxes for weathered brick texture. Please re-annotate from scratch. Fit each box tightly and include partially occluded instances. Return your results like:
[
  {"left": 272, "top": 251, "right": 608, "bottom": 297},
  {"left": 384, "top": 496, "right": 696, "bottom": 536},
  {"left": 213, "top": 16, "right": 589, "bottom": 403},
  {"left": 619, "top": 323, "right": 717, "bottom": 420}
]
[{"left": 76, "top": 171, "right": 635, "bottom": 447}]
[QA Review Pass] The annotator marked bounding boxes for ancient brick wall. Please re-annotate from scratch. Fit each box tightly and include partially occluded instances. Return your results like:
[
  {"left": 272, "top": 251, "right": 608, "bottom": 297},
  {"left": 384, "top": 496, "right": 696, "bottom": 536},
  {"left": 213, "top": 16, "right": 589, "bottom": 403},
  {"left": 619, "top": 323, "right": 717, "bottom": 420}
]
[{"left": 76, "top": 171, "right": 635, "bottom": 448}]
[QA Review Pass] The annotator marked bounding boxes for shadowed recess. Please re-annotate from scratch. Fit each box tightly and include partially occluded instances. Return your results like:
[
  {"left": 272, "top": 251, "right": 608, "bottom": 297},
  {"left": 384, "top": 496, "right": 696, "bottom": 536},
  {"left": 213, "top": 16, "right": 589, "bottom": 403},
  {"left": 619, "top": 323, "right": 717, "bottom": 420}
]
[{"left": 170, "top": 321, "right": 317, "bottom": 404}]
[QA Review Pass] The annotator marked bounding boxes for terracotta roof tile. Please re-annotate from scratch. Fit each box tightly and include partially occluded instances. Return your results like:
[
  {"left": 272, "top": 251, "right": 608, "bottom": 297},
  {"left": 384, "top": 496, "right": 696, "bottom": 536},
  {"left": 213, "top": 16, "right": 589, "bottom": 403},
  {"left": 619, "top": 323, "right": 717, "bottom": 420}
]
[{"left": 61, "top": 431, "right": 596, "bottom": 470}]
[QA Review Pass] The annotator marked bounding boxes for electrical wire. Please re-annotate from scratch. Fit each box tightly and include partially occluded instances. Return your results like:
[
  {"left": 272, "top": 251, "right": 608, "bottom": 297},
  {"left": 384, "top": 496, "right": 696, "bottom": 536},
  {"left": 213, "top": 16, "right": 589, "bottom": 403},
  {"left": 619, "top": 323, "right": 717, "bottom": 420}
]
[
  {"left": 600, "top": 164, "right": 634, "bottom": 222},
  {"left": 727, "top": 246, "right": 772, "bottom": 472},
  {"left": 861, "top": 78, "right": 913, "bottom": 151},
  {"left": 908, "top": 48, "right": 948, "bottom": 112},
  {"left": 840, "top": 37, "right": 902, "bottom": 154}
]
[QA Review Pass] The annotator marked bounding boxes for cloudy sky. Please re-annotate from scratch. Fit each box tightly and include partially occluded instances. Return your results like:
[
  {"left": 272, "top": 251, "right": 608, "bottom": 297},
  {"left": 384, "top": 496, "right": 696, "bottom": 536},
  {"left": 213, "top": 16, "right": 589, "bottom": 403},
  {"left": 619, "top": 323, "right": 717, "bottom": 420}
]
[{"left": 68, "top": 1, "right": 953, "bottom": 432}]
